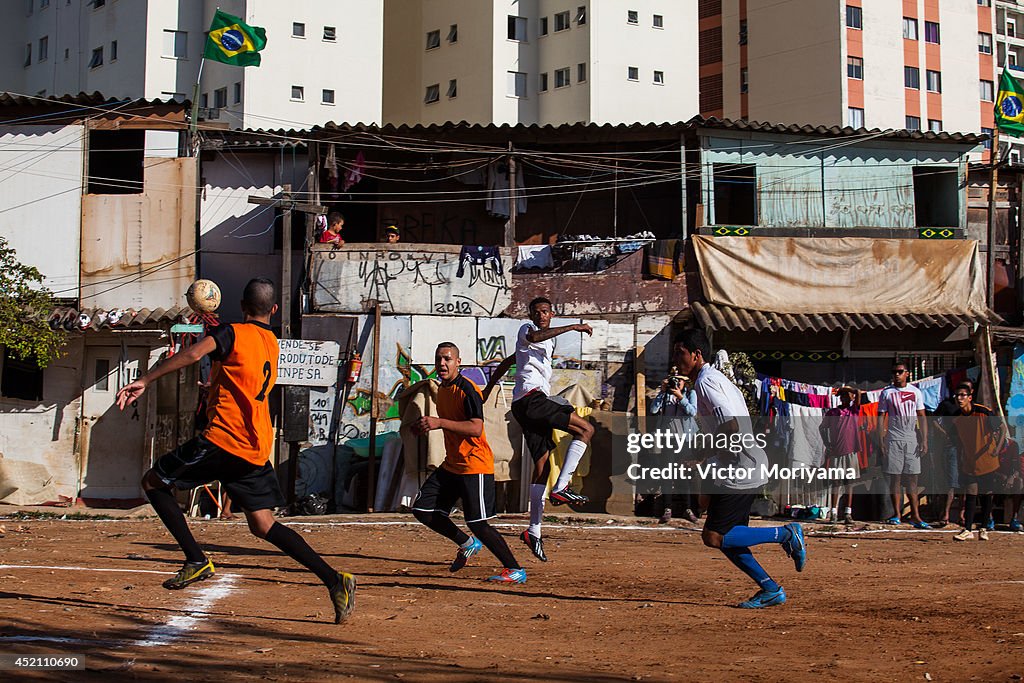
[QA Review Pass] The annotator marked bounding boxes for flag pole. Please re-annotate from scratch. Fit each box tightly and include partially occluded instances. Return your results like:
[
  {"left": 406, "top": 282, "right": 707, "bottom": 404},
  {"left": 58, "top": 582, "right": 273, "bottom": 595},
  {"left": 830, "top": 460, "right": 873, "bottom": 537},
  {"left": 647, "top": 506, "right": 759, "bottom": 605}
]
[
  {"left": 987, "top": 123, "right": 1000, "bottom": 309},
  {"left": 189, "top": 55, "right": 207, "bottom": 154}
]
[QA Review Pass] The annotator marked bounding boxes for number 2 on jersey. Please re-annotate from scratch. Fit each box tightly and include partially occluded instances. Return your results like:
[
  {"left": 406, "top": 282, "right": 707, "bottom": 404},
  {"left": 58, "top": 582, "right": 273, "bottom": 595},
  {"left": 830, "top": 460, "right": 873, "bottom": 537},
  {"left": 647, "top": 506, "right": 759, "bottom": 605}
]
[{"left": 256, "top": 361, "right": 271, "bottom": 401}]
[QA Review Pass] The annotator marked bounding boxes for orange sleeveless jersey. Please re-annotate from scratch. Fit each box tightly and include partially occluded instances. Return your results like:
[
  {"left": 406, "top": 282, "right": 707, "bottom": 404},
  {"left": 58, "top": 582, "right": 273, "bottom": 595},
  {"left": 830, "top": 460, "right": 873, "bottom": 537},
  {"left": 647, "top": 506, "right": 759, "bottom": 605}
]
[{"left": 204, "top": 322, "right": 278, "bottom": 465}]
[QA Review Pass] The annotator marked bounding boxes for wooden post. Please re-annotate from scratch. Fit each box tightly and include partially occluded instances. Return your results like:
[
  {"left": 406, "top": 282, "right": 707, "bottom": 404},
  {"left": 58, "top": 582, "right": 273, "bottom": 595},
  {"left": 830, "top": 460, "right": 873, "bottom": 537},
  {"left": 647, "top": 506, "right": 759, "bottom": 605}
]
[
  {"left": 635, "top": 344, "right": 647, "bottom": 417},
  {"left": 988, "top": 127, "right": 1001, "bottom": 309},
  {"left": 366, "top": 302, "right": 382, "bottom": 512},
  {"left": 505, "top": 144, "right": 516, "bottom": 248}
]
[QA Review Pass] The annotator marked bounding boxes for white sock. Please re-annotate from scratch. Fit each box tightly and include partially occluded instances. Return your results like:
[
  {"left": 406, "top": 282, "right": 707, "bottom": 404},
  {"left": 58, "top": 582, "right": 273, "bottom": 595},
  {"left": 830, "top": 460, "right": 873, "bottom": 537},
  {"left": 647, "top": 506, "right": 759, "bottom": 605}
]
[
  {"left": 830, "top": 507, "right": 838, "bottom": 518},
  {"left": 528, "top": 484, "right": 545, "bottom": 537},
  {"left": 554, "top": 440, "right": 588, "bottom": 491},
  {"left": 844, "top": 507, "right": 853, "bottom": 515}
]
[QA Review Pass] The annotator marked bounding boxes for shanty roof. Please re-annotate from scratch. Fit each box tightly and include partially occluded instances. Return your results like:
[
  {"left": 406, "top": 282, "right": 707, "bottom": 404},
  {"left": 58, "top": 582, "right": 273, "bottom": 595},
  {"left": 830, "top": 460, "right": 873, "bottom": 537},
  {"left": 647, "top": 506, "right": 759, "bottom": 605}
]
[
  {"left": 49, "top": 305, "right": 198, "bottom": 332},
  {"left": 690, "top": 302, "right": 995, "bottom": 333},
  {"left": 0, "top": 91, "right": 188, "bottom": 108}
]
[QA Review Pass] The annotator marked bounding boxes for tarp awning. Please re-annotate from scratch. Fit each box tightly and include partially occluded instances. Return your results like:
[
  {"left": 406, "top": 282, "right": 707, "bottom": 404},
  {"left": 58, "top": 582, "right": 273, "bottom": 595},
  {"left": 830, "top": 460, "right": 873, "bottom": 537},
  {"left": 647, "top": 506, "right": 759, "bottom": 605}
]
[{"left": 692, "top": 236, "right": 995, "bottom": 328}]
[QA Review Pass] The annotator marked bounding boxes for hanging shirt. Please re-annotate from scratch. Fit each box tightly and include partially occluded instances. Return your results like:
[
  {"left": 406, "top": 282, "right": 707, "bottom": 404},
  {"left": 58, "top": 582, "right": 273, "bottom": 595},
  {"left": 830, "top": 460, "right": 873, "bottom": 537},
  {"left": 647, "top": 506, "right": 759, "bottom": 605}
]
[{"left": 513, "top": 322, "right": 554, "bottom": 401}]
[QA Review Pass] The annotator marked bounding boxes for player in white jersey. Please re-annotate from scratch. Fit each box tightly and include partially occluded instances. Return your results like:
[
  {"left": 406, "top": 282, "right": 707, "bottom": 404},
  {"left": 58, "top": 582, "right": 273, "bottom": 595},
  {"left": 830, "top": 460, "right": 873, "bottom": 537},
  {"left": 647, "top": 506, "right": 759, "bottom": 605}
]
[
  {"left": 673, "top": 329, "right": 807, "bottom": 609},
  {"left": 483, "top": 297, "right": 593, "bottom": 562},
  {"left": 876, "top": 360, "right": 930, "bottom": 528}
]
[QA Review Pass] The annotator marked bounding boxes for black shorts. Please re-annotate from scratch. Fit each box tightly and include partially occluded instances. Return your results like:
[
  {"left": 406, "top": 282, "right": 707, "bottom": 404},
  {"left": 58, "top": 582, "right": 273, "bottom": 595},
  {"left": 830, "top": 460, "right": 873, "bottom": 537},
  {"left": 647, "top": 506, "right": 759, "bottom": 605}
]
[
  {"left": 153, "top": 435, "right": 285, "bottom": 513},
  {"left": 412, "top": 467, "right": 495, "bottom": 524},
  {"left": 511, "top": 391, "right": 574, "bottom": 462},
  {"left": 702, "top": 486, "right": 759, "bottom": 535}
]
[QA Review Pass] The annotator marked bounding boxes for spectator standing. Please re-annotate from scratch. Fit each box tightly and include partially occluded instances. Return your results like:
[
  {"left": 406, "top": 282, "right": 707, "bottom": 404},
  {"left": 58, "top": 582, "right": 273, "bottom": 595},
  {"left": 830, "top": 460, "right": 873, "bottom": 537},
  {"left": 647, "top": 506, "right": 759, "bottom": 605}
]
[
  {"left": 876, "top": 361, "right": 930, "bottom": 529},
  {"left": 951, "top": 383, "right": 1004, "bottom": 541},
  {"left": 819, "top": 386, "right": 861, "bottom": 525},
  {"left": 651, "top": 373, "right": 700, "bottom": 523},
  {"left": 319, "top": 212, "right": 345, "bottom": 245}
]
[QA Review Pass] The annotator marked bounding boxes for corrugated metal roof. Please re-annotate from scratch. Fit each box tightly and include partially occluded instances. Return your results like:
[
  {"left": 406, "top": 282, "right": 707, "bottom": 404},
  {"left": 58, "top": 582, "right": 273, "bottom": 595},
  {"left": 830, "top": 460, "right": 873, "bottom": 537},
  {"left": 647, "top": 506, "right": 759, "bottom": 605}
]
[
  {"left": 0, "top": 91, "right": 187, "bottom": 108},
  {"left": 689, "top": 116, "right": 984, "bottom": 144},
  {"left": 690, "top": 302, "right": 993, "bottom": 333},
  {"left": 49, "top": 306, "right": 198, "bottom": 332}
]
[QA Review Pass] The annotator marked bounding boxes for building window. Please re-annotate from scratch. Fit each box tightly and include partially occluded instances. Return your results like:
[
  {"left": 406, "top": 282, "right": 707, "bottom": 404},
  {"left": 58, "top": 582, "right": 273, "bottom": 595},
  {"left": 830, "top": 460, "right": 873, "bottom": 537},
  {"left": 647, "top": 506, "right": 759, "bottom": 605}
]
[
  {"left": 577, "top": 62, "right": 587, "bottom": 83},
  {"left": 447, "top": 79, "right": 457, "bottom": 98},
  {"left": 292, "top": 22, "right": 305, "bottom": 38},
  {"left": 903, "top": 17, "right": 918, "bottom": 40},
  {"left": 741, "top": 67, "right": 749, "bottom": 93},
  {"left": 87, "top": 129, "right": 143, "bottom": 195},
  {"left": 627, "top": 10, "right": 639, "bottom": 24},
  {"left": 627, "top": 66, "right": 639, "bottom": 81},
  {"left": 924, "top": 21, "right": 940, "bottom": 44},
  {"left": 982, "top": 127, "right": 994, "bottom": 150},
  {"left": 507, "top": 71, "right": 527, "bottom": 97},
  {"left": 23, "top": 43, "right": 31, "bottom": 67},
  {"left": 425, "top": 83, "right": 440, "bottom": 103},
  {"left": 426, "top": 29, "right": 440, "bottom": 50},
  {"left": 63, "top": 48, "right": 68, "bottom": 60},
  {"left": 978, "top": 0, "right": 991, "bottom": 6},
  {"left": 904, "top": 66, "right": 920, "bottom": 89},
  {"left": 539, "top": 72, "right": 549, "bottom": 92},
  {"left": 981, "top": 79, "right": 995, "bottom": 101},
  {"left": 555, "top": 67, "right": 570, "bottom": 88},
  {"left": 1, "top": 349, "right": 43, "bottom": 401},
  {"left": 214, "top": 87, "right": 227, "bottom": 108},
  {"left": 40, "top": 0, "right": 49, "bottom": 8},
  {"left": 110, "top": 40, "right": 117, "bottom": 61},
  {"left": 1012, "top": 52, "right": 1019, "bottom": 67},
  {"left": 540, "top": 16, "right": 549, "bottom": 36},
  {"left": 89, "top": 46, "right": 103, "bottom": 68},
  {"left": 928, "top": 119, "right": 942, "bottom": 133},
  {"left": 290, "top": 85, "right": 304, "bottom": 101},
  {"left": 448, "top": 24, "right": 458, "bottom": 43},
  {"left": 979, "top": 31, "right": 992, "bottom": 54},
  {"left": 905, "top": 115, "right": 921, "bottom": 131},
  {"left": 508, "top": 15, "right": 527, "bottom": 41},
  {"left": 555, "top": 11, "right": 570, "bottom": 31},
  {"left": 25, "top": 0, "right": 32, "bottom": 15},
  {"left": 163, "top": 30, "right": 187, "bottom": 58},
  {"left": 323, "top": 26, "right": 336, "bottom": 41},
  {"left": 713, "top": 164, "right": 757, "bottom": 226},
  {"left": 847, "top": 56, "right": 863, "bottom": 79},
  {"left": 848, "top": 106, "right": 864, "bottom": 128},
  {"left": 38, "top": 36, "right": 47, "bottom": 62},
  {"left": 926, "top": 69, "right": 941, "bottom": 93},
  {"left": 577, "top": 6, "right": 586, "bottom": 24},
  {"left": 233, "top": 81, "right": 241, "bottom": 103},
  {"left": 846, "top": 5, "right": 862, "bottom": 29},
  {"left": 653, "top": 70, "right": 665, "bottom": 84},
  {"left": 322, "top": 88, "right": 335, "bottom": 104},
  {"left": 200, "top": 93, "right": 208, "bottom": 108},
  {"left": 738, "top": 19, "right": 748, "bottom": 45},
  {"left": 653, "top": 14, "right": 664, "bottom": 28},
  {"left": 913, "top": 166, "right": 959, "bottom": 227},
  {"left": 93, "top": 0, "right": 104, "bottom": 7}
]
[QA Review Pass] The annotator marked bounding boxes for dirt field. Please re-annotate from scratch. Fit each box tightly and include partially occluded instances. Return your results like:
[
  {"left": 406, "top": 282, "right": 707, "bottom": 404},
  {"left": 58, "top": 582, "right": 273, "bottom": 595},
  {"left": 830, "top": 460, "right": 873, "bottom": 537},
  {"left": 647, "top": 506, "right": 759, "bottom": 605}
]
[{"left": 1, "top": 513, "right": 1023, "bottom": 682}]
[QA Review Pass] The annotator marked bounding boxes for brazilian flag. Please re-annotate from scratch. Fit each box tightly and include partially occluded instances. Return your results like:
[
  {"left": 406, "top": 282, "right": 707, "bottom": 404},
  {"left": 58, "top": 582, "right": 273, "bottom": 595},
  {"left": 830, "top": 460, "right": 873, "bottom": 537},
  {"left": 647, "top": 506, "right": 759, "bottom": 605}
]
[
  {"left": 203, "top": 10, "right": 267, "bottom": 67},
  {"left": 995, "top": 67, "right": 1024, "bottom": 137}
]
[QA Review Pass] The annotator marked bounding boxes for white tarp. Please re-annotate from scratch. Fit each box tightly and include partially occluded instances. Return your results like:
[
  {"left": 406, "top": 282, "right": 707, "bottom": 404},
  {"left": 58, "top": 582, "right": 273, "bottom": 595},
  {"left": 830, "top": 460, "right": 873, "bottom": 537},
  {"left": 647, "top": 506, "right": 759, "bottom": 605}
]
[{"left": 693, "top": 235, "right": 990, "bottom": 318}]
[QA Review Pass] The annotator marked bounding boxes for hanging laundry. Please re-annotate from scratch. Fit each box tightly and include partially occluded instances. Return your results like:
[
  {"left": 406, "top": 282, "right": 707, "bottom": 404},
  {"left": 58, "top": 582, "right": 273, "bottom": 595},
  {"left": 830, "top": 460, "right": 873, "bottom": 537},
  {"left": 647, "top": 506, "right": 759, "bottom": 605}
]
[
  {"left": 343, "top": 151, "right": 365, "bottom": 191},
  {"left": 325, "top": 143, "right": 339, "bottom": 192},
  {"left": 644, "top": 239, "right": 685, "bottom": 280},
  {"left": 456, "top": 245, "right": 503, "bottom": 278},
  {"left": 515, "top": 244, "right": 554, "bottom": 270},
  {"left": 485, "top": 160, "right": 527, "bottom": 218}
]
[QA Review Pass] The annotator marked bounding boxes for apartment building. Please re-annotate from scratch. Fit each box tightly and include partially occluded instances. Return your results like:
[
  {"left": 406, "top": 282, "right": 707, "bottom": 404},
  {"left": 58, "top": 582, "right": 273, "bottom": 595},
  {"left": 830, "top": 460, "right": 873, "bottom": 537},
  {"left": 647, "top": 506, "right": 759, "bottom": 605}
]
[
  {"left": 0, "top": 0, "right": 383, "bottom": 129},
  {"left": 382, "top": 0, "right": 699, "bottom": 126},
  {"left": 996, "top": 0, "right": 1024, "bottom": 161},
  {"left": 700, "top": 0, "right": 995, "bottom": 152}
]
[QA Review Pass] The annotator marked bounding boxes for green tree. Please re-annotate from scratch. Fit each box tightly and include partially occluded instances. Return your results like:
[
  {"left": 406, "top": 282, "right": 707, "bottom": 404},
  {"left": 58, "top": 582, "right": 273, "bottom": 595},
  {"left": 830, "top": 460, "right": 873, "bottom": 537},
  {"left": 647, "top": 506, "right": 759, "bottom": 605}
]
[{"left": 0, "top": 236, "right": 66, "bottom": 367}]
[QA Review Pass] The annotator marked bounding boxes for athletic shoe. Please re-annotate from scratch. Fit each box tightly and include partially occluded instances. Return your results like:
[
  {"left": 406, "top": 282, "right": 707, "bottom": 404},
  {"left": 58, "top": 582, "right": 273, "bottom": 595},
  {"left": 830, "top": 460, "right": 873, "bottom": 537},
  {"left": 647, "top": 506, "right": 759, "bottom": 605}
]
[
  {"left": 911, "top": 520, "right": 931, "bottom": 530},
  {"left": 884, "top": 517, "right": 901, "bottom": 525},
  {"left": 520, "top": 529, "right": 548, "bottom": 562},
  {"left": 953, "top": 529, "right": 974, "bottom": 541},
  {"left": 986, "top": 518, "right": 996, "bottom": 531},
  {"left": 162, "top": 557, "right": 215, "bottom": 590},
  {"left": 737, "top": 587, "right": 787, "bottom": 609},
  {"left": 549, "top": 487, "right": 589, "bottom": 506},
  {"left": 329, "top": 572, "right": 356, "bottom": 624},
  {"left": 781, "top": 523, "right": 807, "bottom": 572},
  {"left": 1010, "top": 519, "right": 1023, "bottom": 533},
  {"left": 659, "top": 508, "right": 673, "bottom": 524},
  {"left": 979, "top": 528, "right": 990, "bottom": 541},
  {"left": 486, "top": 568, "right": 527, "bottom": 584},
  {"left": 449, "top": 536, "right": 483, "bottom": 572},
  {"left": 683, "top": 508, "right": 700, "bottom": 523}
]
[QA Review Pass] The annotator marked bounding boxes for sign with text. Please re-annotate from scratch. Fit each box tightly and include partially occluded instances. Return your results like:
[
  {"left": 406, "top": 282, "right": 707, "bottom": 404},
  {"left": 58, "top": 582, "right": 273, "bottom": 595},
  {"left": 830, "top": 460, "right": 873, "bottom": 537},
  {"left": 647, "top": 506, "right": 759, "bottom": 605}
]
[{"left": 277, "top": 339, "right": 340, "bottom": 386}]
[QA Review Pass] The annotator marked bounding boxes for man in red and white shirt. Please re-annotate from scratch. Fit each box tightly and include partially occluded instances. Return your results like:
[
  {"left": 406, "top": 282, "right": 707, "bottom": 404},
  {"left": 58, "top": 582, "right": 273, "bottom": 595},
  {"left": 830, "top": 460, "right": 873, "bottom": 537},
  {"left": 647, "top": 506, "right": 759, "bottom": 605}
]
[{"left": 876, "top": 361, "right": 929, "bottom": 529}]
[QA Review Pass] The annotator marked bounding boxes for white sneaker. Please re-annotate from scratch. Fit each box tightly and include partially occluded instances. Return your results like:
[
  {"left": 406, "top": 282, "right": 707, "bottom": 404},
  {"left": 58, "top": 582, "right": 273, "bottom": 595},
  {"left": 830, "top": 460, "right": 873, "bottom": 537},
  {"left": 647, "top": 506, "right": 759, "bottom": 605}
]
[
  {"left": 979, "top": 528, "right": 990, "bottom": 541},
  {"left": 954, "top": 529, "right": 973, "bottom": 541}
]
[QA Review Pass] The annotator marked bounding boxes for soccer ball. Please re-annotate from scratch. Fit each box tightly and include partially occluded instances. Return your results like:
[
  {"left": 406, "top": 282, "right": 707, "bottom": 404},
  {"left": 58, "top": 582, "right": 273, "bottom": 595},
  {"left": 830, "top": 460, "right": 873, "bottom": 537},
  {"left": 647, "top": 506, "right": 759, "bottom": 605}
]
[{"left": 186, "top": 279, "right": 222, "bottom": 313}]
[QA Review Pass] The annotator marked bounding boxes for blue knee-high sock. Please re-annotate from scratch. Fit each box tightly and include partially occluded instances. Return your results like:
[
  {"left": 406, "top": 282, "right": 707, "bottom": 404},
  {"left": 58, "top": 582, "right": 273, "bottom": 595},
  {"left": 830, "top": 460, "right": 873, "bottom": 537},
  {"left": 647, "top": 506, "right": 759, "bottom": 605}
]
[
  {"left": 721, "top": 546, "right": 781, "bottom": 592},
  {"left": 721, "top": 525, "right": 792, "bottom": 549}
]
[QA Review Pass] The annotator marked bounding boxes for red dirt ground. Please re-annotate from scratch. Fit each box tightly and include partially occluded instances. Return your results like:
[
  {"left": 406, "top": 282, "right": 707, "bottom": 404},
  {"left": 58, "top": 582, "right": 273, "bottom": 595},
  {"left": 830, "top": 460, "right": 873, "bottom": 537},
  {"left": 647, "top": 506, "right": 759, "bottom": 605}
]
[{"left": 1, "top": 514, "right": 1023, "bottom": 682}]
